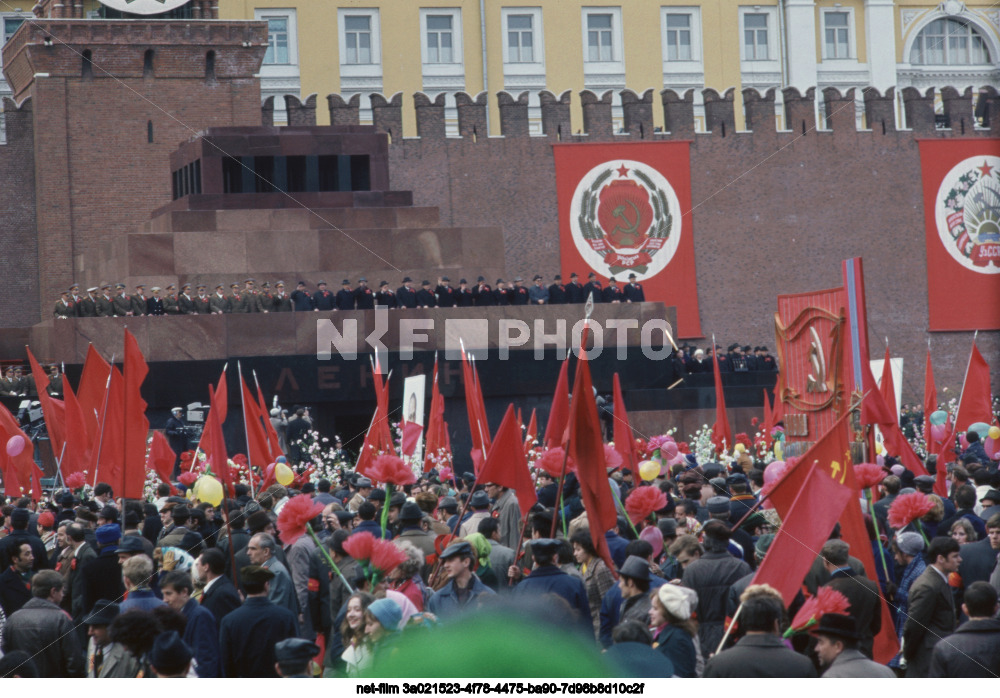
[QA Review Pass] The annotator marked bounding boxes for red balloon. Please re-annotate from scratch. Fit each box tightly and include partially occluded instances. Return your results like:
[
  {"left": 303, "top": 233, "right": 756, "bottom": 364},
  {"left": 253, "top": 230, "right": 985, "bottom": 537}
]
[{"left": 6, "top": 435, "right": 24, "bottom": 457}]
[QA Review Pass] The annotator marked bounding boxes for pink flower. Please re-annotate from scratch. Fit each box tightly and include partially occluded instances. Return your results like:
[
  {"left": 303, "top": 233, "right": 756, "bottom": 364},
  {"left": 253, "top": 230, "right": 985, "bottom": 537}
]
[
  {"left": 65, "top": 472, "right": 86, "bottom": 490},
  {"left": 369, "top": 454, "right": 416, "bottom": 486},
  {"left": 888, "top": 492, "right": 935, "bottom": 530},
  {"left": 276, "top": 494, "right": 325, "bottom": 545},
  {"left": 625, "top": 485, "right": 667, "bottom": 524}
]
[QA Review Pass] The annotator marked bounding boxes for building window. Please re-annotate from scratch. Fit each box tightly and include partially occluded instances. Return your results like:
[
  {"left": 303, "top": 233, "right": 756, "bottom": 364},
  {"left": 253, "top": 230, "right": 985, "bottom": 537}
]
[
  {"left": 665, "top": 13, "right": 692, "bottom": 61},
  {"left": 910, "top": 18, "right": 990, "bottom": 65},
  {"left": 3, "top": 16, "right": 24, "bottom": 44},
  {"left": 263, "top": 16, "right": 290, "bottom": 64},
  {"left": 587, "top": 13, "right": 614, "bottom": 62},
  {"left": 426, "top": 14, "right": 455, "bottom": 63},
  {"left": 507, "top": 14, "right": 534, "bottom": 63},
  {"left": 344, "top": 15, "right": 372, "bottom": 64},
  {"left": 743, "top": 13, "right": 769, "bottom": 60},
  {"left": 824, "top": 11, "right": 850, "bottom": 58}
]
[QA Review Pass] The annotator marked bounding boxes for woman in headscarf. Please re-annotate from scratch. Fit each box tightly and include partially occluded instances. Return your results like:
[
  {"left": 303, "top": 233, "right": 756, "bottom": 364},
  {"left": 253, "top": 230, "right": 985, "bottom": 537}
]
[
  {"left": 649, "top": 583, "right": 699, "bottom": 678},
  {"left": 465, "top": 533, "right": 499, "bottom": 590}
]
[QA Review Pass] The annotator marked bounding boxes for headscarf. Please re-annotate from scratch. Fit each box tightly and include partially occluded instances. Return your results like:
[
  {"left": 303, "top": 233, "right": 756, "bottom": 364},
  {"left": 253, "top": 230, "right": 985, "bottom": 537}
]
[{"left": 464, "top": 533, "right": 492, "bottom": 570}]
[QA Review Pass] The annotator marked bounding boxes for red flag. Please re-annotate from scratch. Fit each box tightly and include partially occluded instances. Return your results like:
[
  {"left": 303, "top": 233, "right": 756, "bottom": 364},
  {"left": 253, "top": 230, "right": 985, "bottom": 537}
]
[
  {"left": 860, "top": 354, "right": 895, "bottom": 427},
  {"left": 241, "top": 372, "right": 272, "bottom": 468},
  {"left": 77, "top": 344, "right": 111, "bottom": 442},
  {"left": 401, "top": 421, "right": 423, "bottom": 457},
  {"left": 953, "top": 342, "right": 996, "bottom": 433},
  {"left": 771, "top": 373, "right": 785, "bottom": 426},
  {"left": 0, "top": 403, "right": 37, "bottom": 499},
  {"left": 761, "top": 389, "right": 774, "bottom": 449},
  {"left": 60, "top": 374, "right": 90, "bottom": 477},
  {"left": 858, "top": 355, "right": 929, "bottom": 478},
  {"left": 356, "top": 364, "right": 394, "bottom": 477},
  {"left": 924, "top": 349, "right": 948, "bottom": 497},
  {"left": 122, "top": 329, "right": 149, "bottom": 500},
  {"left": 461, "top": 348, "right": 490, "bottom": 472},
  {"left": 878, "top": 347, "right": 897, "bottom": 419},
  {"left": 612, "top": 373, "right": 639, "bottom": 471},
  {"left": 423, "top": 357, "right": 451, "bottom": 472},
  {"left": 477, "top": 404, "right": 538, "bottom": 518},
  {"left": 147, "top": 430, "right": 177, "bottom": 494},
  {"left": 524, "top": 408, "right": 538, "bottom": 457},
  {"left": 544, "top": 358, "right": 570, "bottom": 449},
  {"left": 255, "top": 379, "right": 282, "bottom": 459},
  {"left": 201, "top": 371, "right": 231, "bottom": 491},
  {"left": 26, "top": 348, "right": 66, "bottom": 462},
  {"left": 711, "top": 347, "right": 732, "bottom": 455},
  {"left": 568, "top": 338, "right": 617, "bottom": 577},
  {"left": 92, "top": 366, "right": 125, "bottom": 493}
]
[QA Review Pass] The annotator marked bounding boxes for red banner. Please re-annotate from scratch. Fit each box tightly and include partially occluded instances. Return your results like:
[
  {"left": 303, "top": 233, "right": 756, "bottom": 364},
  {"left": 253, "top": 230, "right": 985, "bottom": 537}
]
[
  {"left": 554, "top": 142, "right": 702, "bottom": 337},
  {"left": 918, "top": 139, "right": 1000, "bottom": 330}
]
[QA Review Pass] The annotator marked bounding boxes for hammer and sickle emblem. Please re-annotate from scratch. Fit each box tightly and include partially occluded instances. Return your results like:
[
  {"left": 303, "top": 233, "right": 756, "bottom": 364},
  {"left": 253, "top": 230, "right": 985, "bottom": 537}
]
[
  {"left": 611, "top": 201, "right": 642, "bottom": 245},
  {"left": 829, "top": 460, "right": 846, "bottom": 484}
]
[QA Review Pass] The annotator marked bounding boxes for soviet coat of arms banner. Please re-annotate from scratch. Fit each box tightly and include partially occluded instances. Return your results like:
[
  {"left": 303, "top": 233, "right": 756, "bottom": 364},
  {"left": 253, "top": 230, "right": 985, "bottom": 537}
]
[
  {"left": 554, "top": 142, "right": 702, "bottom": 337},
  {"left": 918, "top": 138, "right": 1000, "bottom": 331}
]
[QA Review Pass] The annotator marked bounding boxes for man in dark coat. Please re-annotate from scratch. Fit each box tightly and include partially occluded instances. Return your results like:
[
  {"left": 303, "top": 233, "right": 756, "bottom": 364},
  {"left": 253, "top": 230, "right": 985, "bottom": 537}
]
[
  {"left": 929, "top": 581, "right": 1000, "bottom": 677},
  {"left": 397, "top": 277, "right": 417, "bottom": 308},
  {"left": 681, "top": 520, "right": 751, "bottom": 653},
  {"left": 547, "top": 275, "right": 567, "bottom": 304},
  {"left": 511, "top": 539, "right": 590, "bottom": 637},
  {"left": 820, "top": 539, "right": 881, "bottom": 658},
  {"left": 416, "top": 280, "right": 437, "bottom": 308},
  {"left": 456, "top": 279, "right": 474, "bottom": 307},
  {"left": 435, "top": 277, "right": 457, "bottom": 308},
  {"left": 313, "top": 281, "right": 336, "bottom": 310},
  {"left": 704, "top": 584, "right": 816, "bottom": 677},
  {"left": 78, "top": 524, "right": 126, "bottom": 626},
  {"left": 0, "top": 541, "right": 34, "bottom": 617},
  {"left": 623, "top": 273, "right": 645, "bottom": 302},
  {"left": 164, "top": 407, "right": 188, "bottom": 477},
  {"left": 220, "top": 565, "right": 299, "bottom": 678},
  {"left": 290, "top": 281, "right": 314, "bottom": 311},
  {"left": 427, "top": 541, "right": 496, "bottom": 619},
  {"left": 565, "top": 273, "right": 584, "bottom": 304},
  {"left": 602, "top": 277, "right": 625, "bottom": 303},
  {"left": 375, "top": 280, "right": 398, "bottom": 309},
  {"left": 510, "top": 277, "right": 530, "bottom": 305},
  {"left": 903, "top": 536, "right": 960, "bottom": 677},
  {"left": 335, "top": 280, "right": 356, "bottom": 310},
  {"left": 583, "top": 273, "right": 603, "bottom": 304},
  {"left": 162, "top": 570, "right": 221, "bottom": 677},
  {"left": 473, "top": 276, "right": 495, "bottom": 306},
  {"left": 2, "top": 570, "right": 84, "bottom": 677},
  {"left": 197, "top": 548, "right": 242, "bottom": 628},
  {"left": 354, "top": 278, "right": 376, "bottom": 310},
  {"left": 1, "top": 508, "right": 49, "bottom": 571},
  {"left": 957, "top": 513, "right": 1000, "bottom": 586}
]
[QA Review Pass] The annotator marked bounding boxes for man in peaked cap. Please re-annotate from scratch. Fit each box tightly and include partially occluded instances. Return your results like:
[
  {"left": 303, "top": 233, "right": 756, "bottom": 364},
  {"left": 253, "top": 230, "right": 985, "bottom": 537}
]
[
  {"left": 163, "top": 283, "right": 181, "bottom": 315},
  {"left": 511, "top": 538, "right": 591, "bottom": 636},
  {"left": 53, "top": 289, "right": 76, "bottom": 318},
  {"left": 178, "top": 283, "right": 197, "bottom": 315},
  {"left": 275, "top": 637, "right": 321, "bottom": 677},
  {"left": 78, "top": 287, "right": 99, "bottom": 317},
  {"left": 193, "top": 284, "right": 211, "bottom": 314},
  {"left": 220, "top": 565, "right": 299, "bottom": 677},
  {"left": 96, "top": 283, "right": 115, "bottom": 317},
  {"left": 426, "top": 541, "right": 496, "bottom": 619},
  {"left": 209, "top": 283, "right": 230, "bottom": 314},
  {"left": 273, "top": 281, "right": 293, "bottom": 311},
  {"left": 228, "top": 282, "right": 248, "bottom": 313}
]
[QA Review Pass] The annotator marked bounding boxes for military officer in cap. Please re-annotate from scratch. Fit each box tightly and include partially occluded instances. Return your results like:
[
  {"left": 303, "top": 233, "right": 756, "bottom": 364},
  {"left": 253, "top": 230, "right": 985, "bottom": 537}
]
[
  {"left": 313, "top": 281, "right": 335, "bottom": 311},
  {"left": 473, "top": 276, "right": 495, "bottom": 306},
  {"left": 335, "top": 279, "right": 356, "bottom": 310},
  {"left": 548, "top": 275, "right": 567, "bottom": 304},
  {"left": 178, "top": 284, "right": 197, "bottom": 314},
  {"left": 111, "top": 284, "right": 132, "bottom": 316},
  {"left": 209, "top": 284, "right": 230, "bottom": 314},
  {"left": 219, "top": 565, "right": 299, "bottom": 678},
  {"left": 273, "top": 281, "right": 293, "bottom": 311},
  {"left": 355, "top": 278, "right": 375, "bottom": 310},
  {"left": 529, "top": 275, "right": 549, "bottom": 305},
  {"left": 456, "top": 278, "right": 474, "bottom": 307},
  {"left": 255, "top": 281, "right": 274, "bottom": 312},
  {"left": 96, "top": 284, "right": 115, "bottom": 317},
  {"left": 623, "top": 273, "right": 645, "bottom": 303},
  {"left": 565, "top": 272, "right": 584, "bottom": 304},
  {"left": 131, "top": 284, "right": 148, "bottom": 316},
  {"left": 274, "top": 637, "right": 321, "bottom": 677},
  {"left": 163, "top": 284, "right": 181, "bottom": 315},
  {"left": 228, "top": 283, "right": 248, "bottom": 313},
  {"left": 291, "top": 281, "right": 314, "bottom": 311},
  {"left": 435, "top": 277, "right": 456, "bottom": 308},
  {"left": 375, "top": 280, "right": 397, "bottom": 309},
  {"left": 69, "top": 283, "right": 84, "bottom": 310},
  {"left": 146, "top": 287, "right": 166, "bottom": 315},
  {"left": 397, "top": 277, "right": 417, "bottom": 308},
  {"left": 416, "top": 280, "right": 437, "bottom": 308},
  {"left": 79, "top": 287, "right": 99, "bottom": 317},
  {"left": 243, "top": 278, "right": 259, "bottom": 313},
  {"left": 53, "top": 290, "right": 76, "bottom": 318},
  {"left": 584, "top": 273, "right": 603, "bottom": 303},
  {"left": 602, "top": 277, "right": 625, "bottom": 303},
  {"left": 194, "top": 285, "right": 212, "bottom": 314}
]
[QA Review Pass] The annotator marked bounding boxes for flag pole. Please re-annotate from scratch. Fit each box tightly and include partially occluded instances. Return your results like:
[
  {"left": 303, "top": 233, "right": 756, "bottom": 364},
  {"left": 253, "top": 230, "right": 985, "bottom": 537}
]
[
  {"left": 238, "top": 361, "right": 257, "bottom": 500},
  {"left": 91, "top": 352, "right": 116, "bottom": 489},
  {"left": 252, "top": 368, "right": 277, "bottom": 461}
]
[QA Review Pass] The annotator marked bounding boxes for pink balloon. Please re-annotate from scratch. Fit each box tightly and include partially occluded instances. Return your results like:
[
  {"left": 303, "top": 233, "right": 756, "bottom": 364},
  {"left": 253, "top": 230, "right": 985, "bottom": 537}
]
[
  {"left": 930, "top": 424, "right": 946, "bottom": 442},
  {"left": 763, "top": 461, "right": 787, "bottom": 484},
  {"left": 891, "top": 464, "right": 905, "bottom": 477},
  {"left": 6, "top": 435, "right": 24, "bottom": 457},
  {"left": 663, "top": 442, "right": 679, "bottom": 459},
  {"left": 877, "top": 454, "right": 885, "bottom": 468},
  {"left": 984, "top": 437, "right": 997, "bottom": 457},
  {"left": 959, "top": 433, "right": 969, "bottom": 450}
]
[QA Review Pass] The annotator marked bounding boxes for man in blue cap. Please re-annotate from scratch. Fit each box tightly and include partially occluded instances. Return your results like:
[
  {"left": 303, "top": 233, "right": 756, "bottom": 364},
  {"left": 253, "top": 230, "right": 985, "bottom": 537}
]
[
  {"left": 275, "top": 637, "right": 321, "bottom": 677},
  {"left": 149, "top": 630, "right": 193, "bottom": 678},
  {"left": 79, "top": 524, "right": 125, "bottom": 628},
  {"left": 427, "top": 541, "right": 496, "bottom": 618}
]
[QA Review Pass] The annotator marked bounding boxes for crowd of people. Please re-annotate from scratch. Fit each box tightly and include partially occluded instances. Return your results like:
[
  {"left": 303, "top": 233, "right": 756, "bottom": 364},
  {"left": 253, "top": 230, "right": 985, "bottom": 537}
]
[
  {"left": 53, "top": 272, "right": 650, "bottom": 318},
  {"left": 1, "top": 428, "right": 998, "bottom": 679}
]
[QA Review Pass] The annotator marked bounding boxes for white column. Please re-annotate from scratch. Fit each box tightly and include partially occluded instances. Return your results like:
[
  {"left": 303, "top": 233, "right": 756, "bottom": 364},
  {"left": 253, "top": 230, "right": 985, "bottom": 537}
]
[
  {"left": 784, "top": 0, "right": 819, "bottom": 91},
  {"left": 865, "top": 0, "right": 897, "bottom": 92}
]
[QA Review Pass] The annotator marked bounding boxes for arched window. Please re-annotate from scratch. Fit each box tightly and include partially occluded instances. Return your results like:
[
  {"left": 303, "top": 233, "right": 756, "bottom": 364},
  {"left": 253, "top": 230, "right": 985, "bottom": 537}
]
[{"left": 910, "top": 18, "right": 991, "bottom": 65}]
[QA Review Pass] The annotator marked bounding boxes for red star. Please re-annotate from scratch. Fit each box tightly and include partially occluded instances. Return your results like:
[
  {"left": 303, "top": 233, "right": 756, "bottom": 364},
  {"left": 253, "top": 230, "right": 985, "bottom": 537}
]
[
  {"left": 977, "top": 161, "right": 994, "bottom": 178},
  {"left": 616, "top": 164, "right": 629, "bottom": 177}
]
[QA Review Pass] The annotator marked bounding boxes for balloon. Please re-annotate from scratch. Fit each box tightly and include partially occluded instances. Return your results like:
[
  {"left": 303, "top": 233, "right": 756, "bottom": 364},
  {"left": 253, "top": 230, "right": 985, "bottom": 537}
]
[
  {"left": 638, "top": 460, "right": 660, "bottom": 481},
  {"left": 276, "top": 456, "right": 287, "bottom": 464},
  {"left": 968, "top": 422, "right": 991, "bottom": 439},
  {"left": 930, "top": 424, "right": 946, "bottom": 441},
  {"left": 959, "top": 433, "right": 969, "bottom": 450},
  {"left": 663, "top": 442, "right": 679, "bottom": 459},
  {"left": 929, "top": 410, "right": 948, "bottom": 426},
  {"left": 763, "top": 461, "right": 786, "bottom": 484},
  {"left": 773, "top": 441, "right": 783, "bottom": 460},
  {"left": 985, "top": 437, "right": 997, "bottom": 459},
  {"left": 877, "top": 454, "right": 885, "bottom": 468},
  {"left": 275, "top": 462, "right": 294, "bottom": 486},
  {"left": 875, "top": 441, "right": 884, "bottom": 455},
  {"left": 6, "top": 435, "right": 24, "bottom": 457},
  {"left": 734, "top": 443, "right": 746, "bottom": 454},
  {"left": 668, "top": 453, "right": 685, "bottom": 467},
  {"left": 989, "top": 426, "right": 1000, "bottom": 441},
  {"left": 193, "top": 475, "right": 224, "bottom": 506}
]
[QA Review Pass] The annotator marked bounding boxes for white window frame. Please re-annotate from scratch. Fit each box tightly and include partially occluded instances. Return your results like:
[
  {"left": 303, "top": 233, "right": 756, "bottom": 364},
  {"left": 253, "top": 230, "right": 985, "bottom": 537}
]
[
  {"left": 254, "top": 8, "right": 300, "bottom": 126},
  {"left": 502, "top": 7, "right": 544, "bottom": 67},
  {"left": 820, "top": 7, "right": 855, "bottom": 60},
  {"left": 338, "top": 9, "right": 382, "bottom": 69},
  {"left": 582, "top": 7, "right": 623, "bottom": 64},
  {"left": 256, "top": 9, "right": 298, "bottom": 67},
  {"left": 741, "top": 10, "right": 770, "bottom": 60},
  {"left": 420, "top": 8, "right": 463, "bottom": 66},
  {"left": 660, "top": 7, "right": 702, "bottom": 63},
  {"left": 1, "top": 12, "right": 31, "bottom": 69}
]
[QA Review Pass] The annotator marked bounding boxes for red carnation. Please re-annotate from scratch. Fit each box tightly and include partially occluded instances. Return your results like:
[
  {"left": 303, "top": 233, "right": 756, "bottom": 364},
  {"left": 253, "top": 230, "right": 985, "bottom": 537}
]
[
  {"left": 677, "top": 442, "right": 691, "bottom": 455},
  {"left": 625, "top": 485, "right": 667, "bottom": 524},
  {"left": 888, "top": 492, "right": 935, "bottom": 530},
  {"left": 536, "top": 447, "right": 575, "bottom": 478},
  {"left": 178, "top": 471, "right": 198, "bottom": 487},
  {"left": 369, "top": 454, "right": 416, "bottom": 486},
  {"left": 604, "top": 444, "right": 623, "bottom": 471},
  {"left": 180, "top": 451, "right": 194, "bottom": 463},
  {"left": 751, "top": 417, "right": 759, "bottom": 426},
  {"left": 232, "top": 453, "right": 248, "bottom": 466},
  {"left": 343, "top": 531, "right": 377, "bottom": 562},
  {"left": 370, "top": 538, "right": 407, "bottom": 578},
  {"left": 853, "top": 463, "right": 886, "bottom": 491},
  {"left": 276, "top": 494, "right": 325, "bottom": 545},
  {"left": 65, "top": 472, "right": 86, "bottom": 490},
  {"left": 735, "top": 433, "right": 752, "bottom": 450},
  {"left": 788, "top": 586, "right": 851, "bottom": 634}
]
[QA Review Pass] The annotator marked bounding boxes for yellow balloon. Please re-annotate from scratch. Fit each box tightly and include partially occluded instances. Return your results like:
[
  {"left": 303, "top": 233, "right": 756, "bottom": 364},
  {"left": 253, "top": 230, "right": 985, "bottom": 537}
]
[
  {"left": 989, "top": 426, "right": 1000, "bottom": 441},
  {"left": 193, "top": 475, "right": 224, "bottom": 507},
  {"left": 638, "top": 459, "right": 660, "bottom": 481},
  {"left": 773, "top": 441, "right": 783, "bottom": 460},
  {"left": 734, "top": 443, "right": 746, "bottom": 454},
  {"left": 875, "top": 442, "right": 884, "bottom": 455},
  {"left": 275, "top": 462, "right": 295, "bottom": 486}
]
